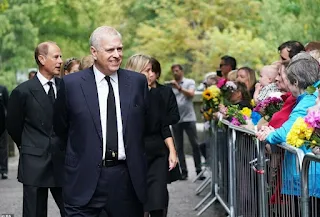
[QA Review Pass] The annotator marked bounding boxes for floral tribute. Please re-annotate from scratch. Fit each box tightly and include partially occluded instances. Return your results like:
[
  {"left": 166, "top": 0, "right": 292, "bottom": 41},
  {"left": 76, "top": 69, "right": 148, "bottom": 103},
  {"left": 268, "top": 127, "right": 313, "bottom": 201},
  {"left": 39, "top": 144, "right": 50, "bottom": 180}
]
[
  {"left": 219, "top": 81, "right": 237, "bottom": 105},
  {"left": 286, "top": 110, "right": 320, "bottom": 148},
  {"left": 201, "top": 85, "right": 221, "bottom": 121},
  {"left": 253, "top": 97, "right": 283, "bottom": 121},
  {"left": 226, "top": 105, "right": 251, "bottom": 126}
]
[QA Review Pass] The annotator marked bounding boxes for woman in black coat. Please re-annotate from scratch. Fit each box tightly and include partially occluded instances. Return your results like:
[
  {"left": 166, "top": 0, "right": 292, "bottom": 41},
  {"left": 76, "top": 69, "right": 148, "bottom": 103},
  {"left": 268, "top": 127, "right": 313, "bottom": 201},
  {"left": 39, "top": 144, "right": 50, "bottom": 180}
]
[
  {"left": 125, "top": 54, "right": 178, "bottom": 217},
  {"left": 150, "top": 58, "right": 180, "bottom": 126}
]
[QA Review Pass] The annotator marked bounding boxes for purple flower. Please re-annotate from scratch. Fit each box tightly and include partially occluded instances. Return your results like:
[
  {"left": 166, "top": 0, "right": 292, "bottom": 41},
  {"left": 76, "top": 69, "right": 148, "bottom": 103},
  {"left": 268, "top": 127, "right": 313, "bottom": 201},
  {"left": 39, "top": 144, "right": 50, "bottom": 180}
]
[
  {"left": 231, "top": 117, "right": 241, "bottom": 126},
  {"left": 305, "top": 110, "right": 320, "bottom": 129}
]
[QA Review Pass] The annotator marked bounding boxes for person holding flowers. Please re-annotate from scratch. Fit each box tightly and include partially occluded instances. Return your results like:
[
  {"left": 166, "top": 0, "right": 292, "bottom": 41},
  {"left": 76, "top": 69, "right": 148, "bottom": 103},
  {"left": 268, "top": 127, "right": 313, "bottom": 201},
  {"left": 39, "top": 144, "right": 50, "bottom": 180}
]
[{"left": 257, "top": 52, "right": 320, "bottom": 208}]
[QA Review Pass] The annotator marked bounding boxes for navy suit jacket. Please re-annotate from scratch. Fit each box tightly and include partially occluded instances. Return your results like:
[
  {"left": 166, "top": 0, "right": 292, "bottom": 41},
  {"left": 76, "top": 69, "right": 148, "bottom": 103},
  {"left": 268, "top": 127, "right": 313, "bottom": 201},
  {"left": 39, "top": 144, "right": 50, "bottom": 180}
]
[{"left": 54, "top": 67, "right": 148, "bottom": 206}]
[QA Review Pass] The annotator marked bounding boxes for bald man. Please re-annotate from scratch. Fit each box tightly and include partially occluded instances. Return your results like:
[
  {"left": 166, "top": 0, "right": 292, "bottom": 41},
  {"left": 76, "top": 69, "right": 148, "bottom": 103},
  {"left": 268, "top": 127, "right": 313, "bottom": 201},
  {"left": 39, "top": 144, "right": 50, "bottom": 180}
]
[{"left": 7, "top": 41, "right": 65, "bottom": 217}]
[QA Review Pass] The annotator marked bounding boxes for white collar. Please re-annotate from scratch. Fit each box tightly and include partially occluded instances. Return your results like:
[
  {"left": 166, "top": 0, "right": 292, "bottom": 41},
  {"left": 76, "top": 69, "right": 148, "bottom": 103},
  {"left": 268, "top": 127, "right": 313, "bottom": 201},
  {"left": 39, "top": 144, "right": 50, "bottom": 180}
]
[
  {"left": 93, "top": 65, "right": 118, "bottom": 84},
  {"left": 37, "top": 71, "right": 55, "bottom": 86}
]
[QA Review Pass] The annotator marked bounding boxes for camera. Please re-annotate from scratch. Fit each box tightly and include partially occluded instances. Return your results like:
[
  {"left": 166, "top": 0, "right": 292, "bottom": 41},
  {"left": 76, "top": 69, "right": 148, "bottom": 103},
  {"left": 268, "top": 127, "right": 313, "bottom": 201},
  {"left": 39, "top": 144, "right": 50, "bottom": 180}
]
[
  {"left": 216, "top": 70, "right": 222, "bottom": 77},
  {"left": 164, "top": 81, "right": 173, "bottom": 86}
]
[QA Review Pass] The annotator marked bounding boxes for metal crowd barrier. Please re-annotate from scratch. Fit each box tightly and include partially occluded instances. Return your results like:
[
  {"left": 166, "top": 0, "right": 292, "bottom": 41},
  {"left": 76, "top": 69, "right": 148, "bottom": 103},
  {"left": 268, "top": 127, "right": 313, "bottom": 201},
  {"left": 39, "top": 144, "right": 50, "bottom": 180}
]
[
  {"left": 265, "top": 142, "right": 305, "bottom": 217},
  {"left": 301, "top": 153, "right": 320, "bottom": 217},
  {"left": 194, "top": 120, "right": 268, "bottom": 217},
  {"left": 193, "top": 120, "right": 320, "bottom": 217}
]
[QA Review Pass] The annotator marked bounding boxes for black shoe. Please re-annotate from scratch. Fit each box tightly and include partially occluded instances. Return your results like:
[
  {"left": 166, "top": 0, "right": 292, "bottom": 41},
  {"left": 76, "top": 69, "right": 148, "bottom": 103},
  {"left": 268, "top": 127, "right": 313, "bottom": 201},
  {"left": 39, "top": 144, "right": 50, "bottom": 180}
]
[
  {"left": 180, "top": 173, "right": 188, "bottom": 180},
  {"left": 1, "top": 173, "right": 8, "bottom": 180},
  {"left": 196, "top": 171, "right": 206, "bottom": 181}
]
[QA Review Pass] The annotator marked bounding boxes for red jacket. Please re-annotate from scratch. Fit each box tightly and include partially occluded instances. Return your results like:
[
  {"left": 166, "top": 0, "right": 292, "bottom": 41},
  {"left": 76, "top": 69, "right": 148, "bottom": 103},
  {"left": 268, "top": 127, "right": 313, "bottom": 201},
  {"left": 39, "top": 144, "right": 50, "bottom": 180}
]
[{"left": 268, "top": 92, "right": 296, "bottom": 128}]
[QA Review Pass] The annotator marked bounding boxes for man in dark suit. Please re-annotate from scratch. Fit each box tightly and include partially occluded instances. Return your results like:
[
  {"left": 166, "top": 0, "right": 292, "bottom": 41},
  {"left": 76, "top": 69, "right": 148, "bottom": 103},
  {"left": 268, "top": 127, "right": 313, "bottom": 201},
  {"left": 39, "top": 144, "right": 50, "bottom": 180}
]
[
  {"left": 54, "top": 26, "right": 148, "bottom": 217},
  {"left": 0, "top": 84, "right": 8, "bottom": 180},
  {"left": 6, "top": 41, "right": 65, "bottom": 217}
]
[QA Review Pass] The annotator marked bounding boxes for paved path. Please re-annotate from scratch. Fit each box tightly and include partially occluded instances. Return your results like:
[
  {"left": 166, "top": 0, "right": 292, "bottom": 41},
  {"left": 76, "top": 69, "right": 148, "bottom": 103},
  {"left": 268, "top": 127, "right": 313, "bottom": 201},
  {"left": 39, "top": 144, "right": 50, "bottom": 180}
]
[{"left": 0, "top": 154, "right": 225, "bottom": 217}]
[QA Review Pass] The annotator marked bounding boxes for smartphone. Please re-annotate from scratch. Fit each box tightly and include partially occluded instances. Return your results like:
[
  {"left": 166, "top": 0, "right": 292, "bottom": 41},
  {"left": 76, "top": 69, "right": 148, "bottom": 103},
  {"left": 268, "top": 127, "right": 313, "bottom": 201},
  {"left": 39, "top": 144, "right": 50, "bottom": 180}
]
[{"left": 216, "top": 70, "right": 222, "bottom": 77}]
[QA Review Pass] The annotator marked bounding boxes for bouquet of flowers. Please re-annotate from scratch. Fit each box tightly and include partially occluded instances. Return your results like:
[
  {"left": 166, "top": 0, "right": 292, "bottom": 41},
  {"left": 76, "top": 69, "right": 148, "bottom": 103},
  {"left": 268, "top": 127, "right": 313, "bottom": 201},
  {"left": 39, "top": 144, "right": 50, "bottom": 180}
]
[
  {"left": 286, "top": 110, "right": 320, "bottom": 148},
  {"left": 202, "top": 85, "right": 221, "bottom": 121},
  {"left": 226, "top": 105, "right": 251, "bottom": 126},
  {"left": 219, "top": 81, "right": 237, "bottom": 105},
  {"left": 253, "top": 97, "right": 283, "bottom": 121}
]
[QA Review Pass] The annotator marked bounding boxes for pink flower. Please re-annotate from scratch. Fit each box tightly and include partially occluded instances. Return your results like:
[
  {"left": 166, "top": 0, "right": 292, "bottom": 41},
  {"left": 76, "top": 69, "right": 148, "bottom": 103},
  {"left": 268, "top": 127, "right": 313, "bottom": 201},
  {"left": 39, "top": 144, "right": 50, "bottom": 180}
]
[
  {"left": 217, "top": 78, "right": 227, "bottom": 88},
  {"left": 231, "top": 117, "right": 241, "bottom": 126},
  {"left": 305, "top": 110, "right": 320, "bottom": 129}
]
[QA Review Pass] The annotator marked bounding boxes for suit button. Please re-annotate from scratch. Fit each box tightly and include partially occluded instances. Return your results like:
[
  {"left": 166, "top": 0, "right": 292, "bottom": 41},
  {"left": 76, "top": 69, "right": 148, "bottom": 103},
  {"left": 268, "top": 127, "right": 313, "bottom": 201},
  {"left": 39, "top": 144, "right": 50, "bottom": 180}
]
[
  {"left": 98, "top": 163, "right": 101, "bottom": 168},
  {"left": 100, "top": 146, "right": 102, "bottom": 149}
]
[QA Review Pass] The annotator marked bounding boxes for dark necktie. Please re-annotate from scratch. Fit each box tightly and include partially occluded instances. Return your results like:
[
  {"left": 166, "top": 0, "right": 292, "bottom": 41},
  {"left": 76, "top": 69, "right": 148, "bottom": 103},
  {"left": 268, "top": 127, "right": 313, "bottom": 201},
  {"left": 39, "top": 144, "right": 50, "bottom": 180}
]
[
  {"left": 47, "top": 81, "right": 55, "bottom": 104},
  {"left": 105, "top": 76, "right": 118, "bottom": 156}
]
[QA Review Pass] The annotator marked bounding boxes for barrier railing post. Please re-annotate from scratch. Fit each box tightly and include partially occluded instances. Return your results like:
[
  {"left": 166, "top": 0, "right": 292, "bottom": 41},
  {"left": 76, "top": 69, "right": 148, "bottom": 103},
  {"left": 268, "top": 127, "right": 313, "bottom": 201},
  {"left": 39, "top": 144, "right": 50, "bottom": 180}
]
[
  {"left": 301, "top": 153, "right": 320, "bottom": 217},
  {"left": 301, "top": 156, "right": 310, "bottom": 217},
  {"left": 228, "top": 127, "right": 236, "bottom": 217},
  {"left": 256, "top": 140, "right": 268, "bottom": 217}
]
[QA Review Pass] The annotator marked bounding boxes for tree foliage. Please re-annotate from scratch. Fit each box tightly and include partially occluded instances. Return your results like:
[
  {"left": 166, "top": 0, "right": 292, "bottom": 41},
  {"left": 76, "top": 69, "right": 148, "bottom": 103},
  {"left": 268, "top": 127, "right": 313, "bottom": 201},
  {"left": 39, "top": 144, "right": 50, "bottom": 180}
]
[{"left": 0, "top": 0, "right": 319, "bottom": 90}]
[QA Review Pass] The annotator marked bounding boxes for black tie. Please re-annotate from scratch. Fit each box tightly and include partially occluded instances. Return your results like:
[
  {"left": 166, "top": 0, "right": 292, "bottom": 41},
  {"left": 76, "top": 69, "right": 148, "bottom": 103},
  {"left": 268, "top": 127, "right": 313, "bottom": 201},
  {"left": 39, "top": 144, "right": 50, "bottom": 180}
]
[
  {"left": 105, "top": 76, "right": 118, "bottom": 157},
  {"left": 47, "top": 81, "right": 55, "bottom": 104}
]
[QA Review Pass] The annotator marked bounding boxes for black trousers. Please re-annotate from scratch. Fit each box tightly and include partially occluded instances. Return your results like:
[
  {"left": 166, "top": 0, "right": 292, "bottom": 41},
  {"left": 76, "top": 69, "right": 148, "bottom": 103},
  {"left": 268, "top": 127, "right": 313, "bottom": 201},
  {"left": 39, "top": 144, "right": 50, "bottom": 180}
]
[
  {"left": 172, "top": 122, "right": 202, "bottom": 174},
  {"left": 65, "top": 163, "right": 143, "bottom": 217},
  {"left": 23, "top": 185, "right": 65, "bottom": 217},
  {"left": 0, "top": 131, "right": 8, "bottom": 174}
]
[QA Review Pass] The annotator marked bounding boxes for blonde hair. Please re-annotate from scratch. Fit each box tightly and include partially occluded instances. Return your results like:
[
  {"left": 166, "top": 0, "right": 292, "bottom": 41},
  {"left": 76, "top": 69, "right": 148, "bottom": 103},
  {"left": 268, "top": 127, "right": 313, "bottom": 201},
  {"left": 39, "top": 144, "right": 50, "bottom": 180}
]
[
  {"left": 227, "top": 70, "right": 237, "bottom": 81},
  {"left": 79, "top": 55, "right": 94, "bottom": 70},
  {"left": 260, "top": 65, "right": 280, "bottom": 82},
  {"left": 125, "top": 54, "right": 151, "bottom": 73},
  {"left": 237, "top": 67, "right": 257, "bottom": 90}
]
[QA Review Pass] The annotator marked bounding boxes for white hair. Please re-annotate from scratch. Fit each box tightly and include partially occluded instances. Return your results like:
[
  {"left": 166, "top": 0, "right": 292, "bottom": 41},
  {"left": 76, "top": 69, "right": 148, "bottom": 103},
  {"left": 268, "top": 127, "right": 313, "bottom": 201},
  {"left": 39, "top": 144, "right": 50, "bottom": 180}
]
[{"left": 89, "top": 26, "right": 122, "bottom": 50}]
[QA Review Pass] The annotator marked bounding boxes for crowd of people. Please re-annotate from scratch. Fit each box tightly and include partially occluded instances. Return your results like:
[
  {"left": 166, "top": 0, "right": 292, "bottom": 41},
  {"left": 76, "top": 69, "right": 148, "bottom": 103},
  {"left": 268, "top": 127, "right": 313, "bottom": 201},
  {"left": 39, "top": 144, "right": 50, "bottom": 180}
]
[
  {"left": 200, "top": 40, "right": 320, "bottom": 216},
  {"left": 0, "top": 24, "right": 320, "bottom": 217}
]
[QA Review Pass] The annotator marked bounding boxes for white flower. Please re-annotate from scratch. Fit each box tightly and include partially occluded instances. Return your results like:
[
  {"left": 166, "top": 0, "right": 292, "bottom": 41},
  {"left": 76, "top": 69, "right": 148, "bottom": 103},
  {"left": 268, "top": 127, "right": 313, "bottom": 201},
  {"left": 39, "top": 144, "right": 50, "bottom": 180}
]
[{"left": 225, "top": 81, "right": 237, "bottom": 90}]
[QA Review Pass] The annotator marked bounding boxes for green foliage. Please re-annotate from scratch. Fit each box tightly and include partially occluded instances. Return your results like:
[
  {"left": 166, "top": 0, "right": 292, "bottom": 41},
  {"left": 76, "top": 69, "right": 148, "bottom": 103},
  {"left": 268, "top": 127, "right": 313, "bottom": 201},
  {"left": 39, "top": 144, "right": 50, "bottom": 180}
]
[
  {"left": 0, "top": 3, "right": 38, "bottom": 90},
  {"left": 0, "top": 0, "right": 319, "bottom": 91},
  {"left": 0, "top": 0, "right": 9, "bottom": 12}
]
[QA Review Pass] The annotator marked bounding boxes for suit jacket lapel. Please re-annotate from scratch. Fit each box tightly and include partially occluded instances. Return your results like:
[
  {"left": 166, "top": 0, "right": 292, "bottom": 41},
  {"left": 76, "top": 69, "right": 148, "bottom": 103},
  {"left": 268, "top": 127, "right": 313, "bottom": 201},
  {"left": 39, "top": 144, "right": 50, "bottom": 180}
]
[
  {"left": 80, "top": 68, "right": 103, "bottom": 141},
  {"left": 55, "top": 77, "right": 61, "bottom": 93},
  {"left": 30, "top": 76, "right": 53, "bottom": 119},
  {"left": 118, "top": 69, "right": 131, "bottom": 136}
]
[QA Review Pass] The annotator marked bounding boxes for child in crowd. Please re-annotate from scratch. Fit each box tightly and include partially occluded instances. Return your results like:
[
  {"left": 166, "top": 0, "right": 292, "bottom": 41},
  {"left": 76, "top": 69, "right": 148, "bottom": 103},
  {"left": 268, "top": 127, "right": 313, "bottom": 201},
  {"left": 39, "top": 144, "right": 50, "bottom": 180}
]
[
  {"left": 219, "top": 81, "right": 252, "bottom": 117},
  {"left": 253, "top": 65, "right": 280, "bottom": 104},
  {"left": 227, "top": 69, "right": 237, "bottom": 81}
]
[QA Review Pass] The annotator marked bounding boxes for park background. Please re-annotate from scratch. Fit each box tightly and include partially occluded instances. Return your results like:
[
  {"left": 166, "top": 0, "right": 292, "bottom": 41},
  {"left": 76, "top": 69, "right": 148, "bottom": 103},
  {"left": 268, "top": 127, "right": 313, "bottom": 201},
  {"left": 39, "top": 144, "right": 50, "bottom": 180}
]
[{"left": 0, "top": 0, "right": 319, "bottom": 91}]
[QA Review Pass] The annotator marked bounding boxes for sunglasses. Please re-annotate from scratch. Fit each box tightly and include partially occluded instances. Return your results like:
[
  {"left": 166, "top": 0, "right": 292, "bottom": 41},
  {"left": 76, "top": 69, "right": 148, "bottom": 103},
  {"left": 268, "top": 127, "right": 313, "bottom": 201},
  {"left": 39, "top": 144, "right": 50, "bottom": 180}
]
[{"left": 220, "top": 64, "right": 227, "bottom": 68}]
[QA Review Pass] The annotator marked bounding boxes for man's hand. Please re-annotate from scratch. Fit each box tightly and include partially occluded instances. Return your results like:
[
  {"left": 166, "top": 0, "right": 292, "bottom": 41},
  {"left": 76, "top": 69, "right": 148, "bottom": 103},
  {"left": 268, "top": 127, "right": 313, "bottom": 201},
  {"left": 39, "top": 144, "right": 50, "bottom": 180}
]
[{"left": 170, "top": 80, "right": 181, "bottom": 90}]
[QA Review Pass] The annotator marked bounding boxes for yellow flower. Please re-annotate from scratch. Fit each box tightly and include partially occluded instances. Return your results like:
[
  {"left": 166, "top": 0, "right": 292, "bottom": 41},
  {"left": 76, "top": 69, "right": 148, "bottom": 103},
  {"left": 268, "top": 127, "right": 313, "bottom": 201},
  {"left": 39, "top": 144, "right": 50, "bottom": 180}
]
[
  {"left": 240, "top": 107, "right": 252, "bottom": 118},
  {"left": 250, "top": 99, "right": 256, "bottom": 107},
  {"left": 207, "top": 85, "right": 221, "bottom": 98},
  {"left": 203, "top": 111, "right": 211, "bottom": 121},
  {"left": 202, "top": 89, "right": 213, "bottom": 101},
  {"left": 286, "top": 117, "right": 314, "bottom": 148}
]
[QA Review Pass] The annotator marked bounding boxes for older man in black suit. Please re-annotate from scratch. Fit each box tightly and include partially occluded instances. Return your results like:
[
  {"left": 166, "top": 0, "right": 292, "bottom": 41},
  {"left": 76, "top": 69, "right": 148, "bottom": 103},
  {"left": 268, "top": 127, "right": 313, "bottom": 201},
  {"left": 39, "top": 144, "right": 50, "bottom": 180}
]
[{"left": 6, "top": 41, "right": 65, "bottom": 217}]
